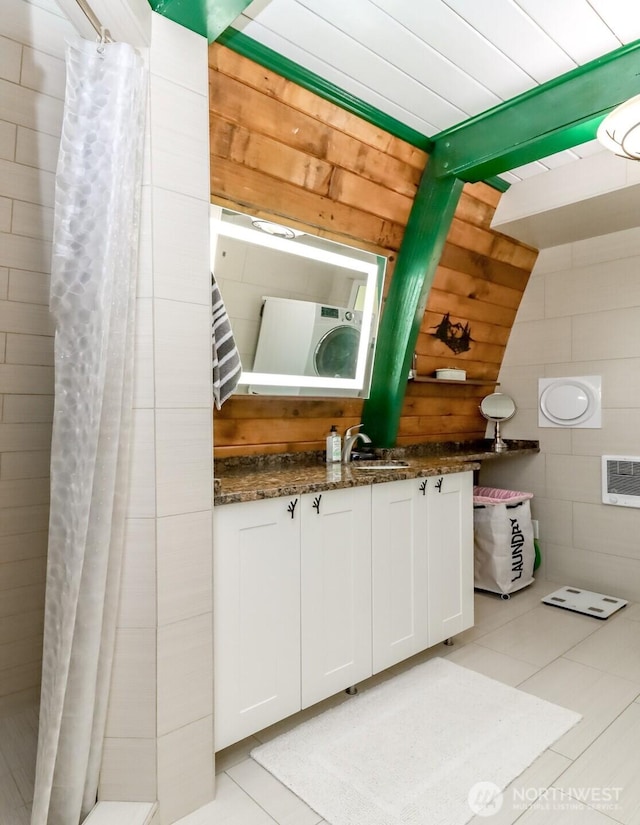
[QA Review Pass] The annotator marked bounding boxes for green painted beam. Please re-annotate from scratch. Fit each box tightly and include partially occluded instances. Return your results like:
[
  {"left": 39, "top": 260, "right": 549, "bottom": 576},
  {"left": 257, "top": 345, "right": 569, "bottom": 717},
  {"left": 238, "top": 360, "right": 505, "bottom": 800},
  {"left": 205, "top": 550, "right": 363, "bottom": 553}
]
[
  {"left": 483, "top": 175, "right": 510, "bottom": 193},
  {"left": 432, "top": 38, "right": 640, "bottom": 181},
  {"left": 361, "top": 159, "right": 463, "bottom": 447},
  {"left": 148, "top": 0, "right": 253, "bottom": 42}
]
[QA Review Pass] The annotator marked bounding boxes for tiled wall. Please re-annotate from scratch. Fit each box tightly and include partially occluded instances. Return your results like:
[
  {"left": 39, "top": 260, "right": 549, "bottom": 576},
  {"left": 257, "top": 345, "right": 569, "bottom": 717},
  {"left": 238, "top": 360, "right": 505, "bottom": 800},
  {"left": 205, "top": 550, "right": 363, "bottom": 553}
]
[
  {"left": 100, "top": 12, "right": 214, "bottom": 825},
  {"left": 480, "top": 226, "right": 640, "bottom": 602},
  {"left": 2, "top": 5, "right": 213, "bottom": 822},
  {"left": 0, "top": 0, "right": 74, "bottom": 716}
]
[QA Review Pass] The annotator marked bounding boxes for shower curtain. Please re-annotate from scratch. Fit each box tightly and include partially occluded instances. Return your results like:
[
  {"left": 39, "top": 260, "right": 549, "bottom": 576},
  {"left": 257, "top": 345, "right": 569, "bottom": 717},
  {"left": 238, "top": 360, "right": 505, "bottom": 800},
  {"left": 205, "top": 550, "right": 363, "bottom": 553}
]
[{"left": 31, "top": 36, "right": 146, "bottom": 825}]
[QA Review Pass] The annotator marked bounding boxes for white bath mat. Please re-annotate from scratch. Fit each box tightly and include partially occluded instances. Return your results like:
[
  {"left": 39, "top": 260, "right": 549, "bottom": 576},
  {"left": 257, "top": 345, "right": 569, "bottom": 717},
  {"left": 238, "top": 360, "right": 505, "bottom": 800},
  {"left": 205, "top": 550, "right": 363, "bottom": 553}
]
[
  {"left": 251, "top": 657, "right": 580, "bottom": 825},
  {"left": 542, "top": 585, "right": 628, "bottom": 619}
]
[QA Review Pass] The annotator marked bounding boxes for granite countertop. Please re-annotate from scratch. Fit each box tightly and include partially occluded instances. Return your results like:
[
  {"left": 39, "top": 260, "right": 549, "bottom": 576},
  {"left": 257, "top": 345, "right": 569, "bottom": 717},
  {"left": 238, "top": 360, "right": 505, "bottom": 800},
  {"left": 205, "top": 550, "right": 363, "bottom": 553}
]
[{"left": 213, "top": 439, "right": 539, "bottom": 505}]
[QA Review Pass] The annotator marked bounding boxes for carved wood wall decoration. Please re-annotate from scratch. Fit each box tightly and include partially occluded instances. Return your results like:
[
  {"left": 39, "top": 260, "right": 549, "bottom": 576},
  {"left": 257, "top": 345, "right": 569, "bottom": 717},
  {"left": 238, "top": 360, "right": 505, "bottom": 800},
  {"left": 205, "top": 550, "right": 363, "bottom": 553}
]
[{"left": 429, "top": 313, "right": 474, "bottom": 355}]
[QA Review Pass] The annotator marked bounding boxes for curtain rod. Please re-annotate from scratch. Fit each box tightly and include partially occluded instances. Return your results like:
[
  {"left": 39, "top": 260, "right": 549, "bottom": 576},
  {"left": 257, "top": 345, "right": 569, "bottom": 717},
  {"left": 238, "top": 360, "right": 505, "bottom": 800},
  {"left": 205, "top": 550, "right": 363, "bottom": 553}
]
[{"left": 73, "top": 0, "right": 114, "bottom": 43}]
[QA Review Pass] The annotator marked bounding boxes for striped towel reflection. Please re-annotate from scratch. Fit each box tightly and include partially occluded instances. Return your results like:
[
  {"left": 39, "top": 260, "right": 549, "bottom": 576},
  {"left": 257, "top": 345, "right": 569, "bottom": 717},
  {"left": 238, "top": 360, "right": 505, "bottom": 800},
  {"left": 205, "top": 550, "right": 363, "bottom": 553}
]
[{"left": 212, "top": 272, "right": 242, "bottom": 409}]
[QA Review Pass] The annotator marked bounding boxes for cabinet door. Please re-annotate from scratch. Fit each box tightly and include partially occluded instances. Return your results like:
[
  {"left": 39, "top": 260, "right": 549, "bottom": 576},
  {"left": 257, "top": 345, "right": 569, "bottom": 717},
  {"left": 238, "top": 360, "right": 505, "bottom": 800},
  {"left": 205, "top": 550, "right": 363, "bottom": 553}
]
[
  {"left": 213, "top": 496, "right": 301, "bottom": 750},
  {"left": 427, "top": 471, "right": 474, "bottom": 646},
  {"left": 371, "top": 479, "right": 429, "bottom": 673},
  {"left": 301, "top": 485, "right": 372, "bottom": 708}
]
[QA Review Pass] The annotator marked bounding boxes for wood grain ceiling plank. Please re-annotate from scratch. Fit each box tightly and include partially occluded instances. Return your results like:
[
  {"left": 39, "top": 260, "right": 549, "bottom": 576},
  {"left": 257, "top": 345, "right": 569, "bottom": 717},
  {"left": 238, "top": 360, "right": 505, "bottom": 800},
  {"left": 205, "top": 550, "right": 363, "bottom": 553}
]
[
  {"left": 232, "top": 14, "right": 439, "bottom": 134},
  {"left": 295, "top": 0, "right": 502, "bottom": 115},
  {"left": 443, "top": 0, "right": 578, "bottom": 82},
  {"left": 499, "top": 171, "right": 523, "bottom": 184},
  {"left": 571, "top": 139, "right": 607, "bottom": 158},
  {"left": 508, "top": 160, "right": 553, "bottom": 179},
  {"left": 238, "top": 0, "right": 468, "bottom": 129},
  {"left": 588, "top": 0, "right": 640, "bottom": 42},
  {"left": 370, "top": 0, "right": 535, "bottom": 100},
  {"left": 536, "top": 148, "right": 583, "bottom": 169},
  {"left": 516, "top": 0, "right": 622, "bottom": 63}
]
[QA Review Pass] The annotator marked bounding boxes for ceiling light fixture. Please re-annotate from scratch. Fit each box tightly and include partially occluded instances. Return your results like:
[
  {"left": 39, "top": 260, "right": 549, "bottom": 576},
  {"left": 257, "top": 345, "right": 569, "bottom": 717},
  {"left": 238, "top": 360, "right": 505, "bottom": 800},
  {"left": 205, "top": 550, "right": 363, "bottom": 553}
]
[
  {"left": 251, "top": 219, "right": 304, "bottom": 239},
  {"left": 597, "top": 94, "right": 640, "bottom": 160}
]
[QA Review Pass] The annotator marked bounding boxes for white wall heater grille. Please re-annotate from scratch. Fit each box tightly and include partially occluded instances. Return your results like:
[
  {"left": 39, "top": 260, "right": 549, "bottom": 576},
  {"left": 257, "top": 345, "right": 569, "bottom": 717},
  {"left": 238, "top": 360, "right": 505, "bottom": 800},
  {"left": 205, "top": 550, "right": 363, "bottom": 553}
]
[{"left": 602, "top": 455, "right": 640, "bottom": 508}]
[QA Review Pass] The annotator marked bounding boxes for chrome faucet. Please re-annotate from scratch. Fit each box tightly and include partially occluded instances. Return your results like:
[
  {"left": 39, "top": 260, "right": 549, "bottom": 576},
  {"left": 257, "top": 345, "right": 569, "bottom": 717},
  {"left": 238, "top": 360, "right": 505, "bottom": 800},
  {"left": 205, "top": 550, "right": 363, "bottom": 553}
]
[{"left": 342, "top": 424, "right": 372, "bottom": 463}]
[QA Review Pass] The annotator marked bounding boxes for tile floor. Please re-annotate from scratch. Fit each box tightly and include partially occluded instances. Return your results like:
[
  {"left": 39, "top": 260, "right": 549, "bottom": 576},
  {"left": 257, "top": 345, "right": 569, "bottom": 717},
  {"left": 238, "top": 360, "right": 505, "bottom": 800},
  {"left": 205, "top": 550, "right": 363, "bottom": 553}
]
[
  {"left": 177, "top": 577, "right": 640, "bottom": 825},
  {"left": 0, "top": 703, "right": 38, "bottom": 825},
  {"left": 3, "top": 578, "right": 639, "bottom": 825}
]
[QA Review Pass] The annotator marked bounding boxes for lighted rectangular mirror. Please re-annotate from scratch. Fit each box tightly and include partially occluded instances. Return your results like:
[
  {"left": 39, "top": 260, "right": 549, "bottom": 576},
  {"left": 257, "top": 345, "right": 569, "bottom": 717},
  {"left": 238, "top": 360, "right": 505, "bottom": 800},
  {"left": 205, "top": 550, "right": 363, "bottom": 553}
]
[{"left": 211, "top": 206, "right": 386, "bottom": 397}]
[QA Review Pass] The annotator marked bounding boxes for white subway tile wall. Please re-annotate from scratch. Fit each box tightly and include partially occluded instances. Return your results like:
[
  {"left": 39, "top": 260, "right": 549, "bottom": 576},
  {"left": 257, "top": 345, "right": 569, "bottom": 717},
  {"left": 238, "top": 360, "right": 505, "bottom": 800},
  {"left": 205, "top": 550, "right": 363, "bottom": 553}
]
[
  {"left": 155, "top": 409, "right": 213, "bottom": 517},
  {"left": 99, "top": 739, "right": 158, "bottom": 804},
  {"left": 117, "top": 518, "right": 157, "bottom": 630},
  {"left": 156, "top": 510, "right": 212, "bottom": 627},
  {"left": 153, "top": 301, "right": 212, "bottom": 408},
  {"left": 127, "top": 409, "right": 157, "bottom": 519},
  {"left": 2, "top": 7, "right": 213, "bottom": 822},
  {"left": 481, "top": 226, "right": 640, "bottom": 602},
  {"left": 100, "top": 12, "right": 214, "bottom": 821},
  {"left": 151, "top": 189, "right": 210, "bottom": 304},
  {"left": 105, "top": 629, "right": 158, "bottom": 740},
  {"left": 156, "top": 716, "right": 214, "bottom": 825},
  {"left": 156, "top": 613, "right": 213, "bottom": 738},
  {"left": 0, "top": 0, "right": 73, "bottom": 717},
  {"left": 147, "top": 75, "right": 210, "bottom": 201}
]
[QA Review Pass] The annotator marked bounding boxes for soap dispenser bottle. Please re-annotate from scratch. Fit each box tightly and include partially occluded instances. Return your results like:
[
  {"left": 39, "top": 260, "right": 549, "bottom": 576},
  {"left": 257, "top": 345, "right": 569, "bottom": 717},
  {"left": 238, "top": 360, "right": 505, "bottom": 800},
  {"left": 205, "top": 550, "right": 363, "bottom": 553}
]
[{"left": 325, "top": 425, "right": 341, "bottom": 464}]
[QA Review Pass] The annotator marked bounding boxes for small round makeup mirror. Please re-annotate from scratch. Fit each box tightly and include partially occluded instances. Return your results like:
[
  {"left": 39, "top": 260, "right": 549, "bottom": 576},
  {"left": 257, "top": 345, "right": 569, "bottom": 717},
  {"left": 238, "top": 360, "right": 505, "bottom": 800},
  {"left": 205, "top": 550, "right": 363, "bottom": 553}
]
[{"left": 479, "top": 393, "right": 516, "bottom": 452}]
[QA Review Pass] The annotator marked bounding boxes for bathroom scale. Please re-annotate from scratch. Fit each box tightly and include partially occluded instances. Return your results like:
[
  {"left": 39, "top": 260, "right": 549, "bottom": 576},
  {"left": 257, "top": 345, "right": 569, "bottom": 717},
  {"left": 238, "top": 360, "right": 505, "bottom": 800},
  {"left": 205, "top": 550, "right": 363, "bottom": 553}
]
[{"left": 542, "top": 586, "right": 627, "bottom": 619}]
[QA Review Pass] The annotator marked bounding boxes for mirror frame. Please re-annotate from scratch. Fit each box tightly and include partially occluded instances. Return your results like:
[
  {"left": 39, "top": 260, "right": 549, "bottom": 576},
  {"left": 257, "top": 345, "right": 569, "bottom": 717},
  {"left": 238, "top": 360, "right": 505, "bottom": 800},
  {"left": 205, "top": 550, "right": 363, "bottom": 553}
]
[
  {"left": 211, "top": 210, "right": 385, "bottom": 396},
  {"left": 479, "top": 392, "right": 517, "bottom": 422},
  {"left": 479, "top": 392, "right": 517, "bottom": 453}
]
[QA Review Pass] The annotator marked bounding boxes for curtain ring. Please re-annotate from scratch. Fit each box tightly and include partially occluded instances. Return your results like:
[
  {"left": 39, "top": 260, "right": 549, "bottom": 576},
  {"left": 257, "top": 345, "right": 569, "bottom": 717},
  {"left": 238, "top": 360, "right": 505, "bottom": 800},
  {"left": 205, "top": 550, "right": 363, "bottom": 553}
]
[{"left": 97, "top": 26, "right": 109, "bottom": 56}]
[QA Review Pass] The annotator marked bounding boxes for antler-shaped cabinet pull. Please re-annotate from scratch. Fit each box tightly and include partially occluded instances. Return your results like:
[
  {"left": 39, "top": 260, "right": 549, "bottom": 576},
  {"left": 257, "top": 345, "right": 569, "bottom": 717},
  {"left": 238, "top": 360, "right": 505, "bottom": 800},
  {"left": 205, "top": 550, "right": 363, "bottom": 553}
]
[
  {"left": 419, "top": 480, "right": 427, "bottom": 496},
  {"left": 287, "top": 498, "right": 298, "bottom": 519},
  {"left": 312, "top": 494, "right": 322, "bottom": 514}
]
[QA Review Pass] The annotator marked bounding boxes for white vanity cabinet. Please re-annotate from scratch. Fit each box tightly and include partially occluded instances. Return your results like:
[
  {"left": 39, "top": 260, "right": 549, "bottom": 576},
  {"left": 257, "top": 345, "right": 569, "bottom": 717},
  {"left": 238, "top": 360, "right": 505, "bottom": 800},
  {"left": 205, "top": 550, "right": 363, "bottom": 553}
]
[
  {"left": 213, "top": 469, "right": 473, "bottom": 750},
  {"left": 426, "top": 471, "right": 474, "bottom": 646},
  {"left": 213, "top": 485, "right": 372, "bottom": 749},
  {"left": 213, "top": 495, "right": 302, "bottom": 751},
  {"left": 371, "top": 478, "right": 429, "bottom": 672},
  {"left": 371, "top": 471, "right": 474, "bottom": 670},
  {"left": 300, "top": 486, "right": 372, "bottom": 707}
]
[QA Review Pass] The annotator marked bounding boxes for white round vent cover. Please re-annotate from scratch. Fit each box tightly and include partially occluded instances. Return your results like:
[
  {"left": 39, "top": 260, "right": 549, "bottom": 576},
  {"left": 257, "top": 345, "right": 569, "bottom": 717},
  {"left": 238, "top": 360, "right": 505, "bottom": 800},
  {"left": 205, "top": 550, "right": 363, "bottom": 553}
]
[{"left": 538, "top": 376, "right": 601, "bottom": 428}]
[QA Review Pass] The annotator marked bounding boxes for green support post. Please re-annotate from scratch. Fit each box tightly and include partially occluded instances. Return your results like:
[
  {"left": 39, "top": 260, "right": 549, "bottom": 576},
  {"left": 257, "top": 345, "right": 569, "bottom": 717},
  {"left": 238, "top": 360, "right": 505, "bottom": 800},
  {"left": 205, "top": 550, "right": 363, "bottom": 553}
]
[{"left": 361, "top": 159, "right": 463, "bottom": 447}]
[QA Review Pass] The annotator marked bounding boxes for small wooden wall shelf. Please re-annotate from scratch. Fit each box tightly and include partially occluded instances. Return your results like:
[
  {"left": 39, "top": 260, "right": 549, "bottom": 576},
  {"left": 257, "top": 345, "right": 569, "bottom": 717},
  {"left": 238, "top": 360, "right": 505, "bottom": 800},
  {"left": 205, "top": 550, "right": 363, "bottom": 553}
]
[{"left": 411, "top": 376, "right": 500, "bottom": 386}]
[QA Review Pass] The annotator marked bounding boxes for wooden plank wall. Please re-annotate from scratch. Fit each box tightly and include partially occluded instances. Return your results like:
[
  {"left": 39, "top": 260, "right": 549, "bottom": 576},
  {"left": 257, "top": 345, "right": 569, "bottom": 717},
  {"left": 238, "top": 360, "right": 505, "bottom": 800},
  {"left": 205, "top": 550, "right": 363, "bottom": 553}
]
[
  {"left": 404, "top": 188, "right": 538, "bottom": 445},
  {"left": 209, "top": 44, "right": 538, "bottom": 457}
]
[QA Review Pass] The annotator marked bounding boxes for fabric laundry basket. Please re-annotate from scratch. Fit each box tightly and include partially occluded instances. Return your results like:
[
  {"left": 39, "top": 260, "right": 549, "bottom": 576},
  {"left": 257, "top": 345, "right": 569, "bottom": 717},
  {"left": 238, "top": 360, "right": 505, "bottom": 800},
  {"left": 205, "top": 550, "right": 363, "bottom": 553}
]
[{"left": 473, "top": 486, "right": 535, "bottom": 597}]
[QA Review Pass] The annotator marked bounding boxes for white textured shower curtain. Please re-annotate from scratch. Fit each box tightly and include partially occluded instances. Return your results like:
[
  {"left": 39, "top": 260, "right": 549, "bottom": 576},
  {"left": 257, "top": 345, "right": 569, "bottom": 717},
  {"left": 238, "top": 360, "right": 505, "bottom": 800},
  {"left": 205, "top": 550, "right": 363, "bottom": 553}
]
[{"left": 31, "top": 37, "right": 146, "bottom": 825}]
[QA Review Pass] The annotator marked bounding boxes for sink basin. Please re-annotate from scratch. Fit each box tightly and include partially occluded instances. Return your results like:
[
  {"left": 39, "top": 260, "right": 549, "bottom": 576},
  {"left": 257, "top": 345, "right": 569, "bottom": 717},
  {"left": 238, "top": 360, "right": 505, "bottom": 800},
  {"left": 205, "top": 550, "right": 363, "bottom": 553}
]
[{"left": 350, "top": 460, "right": 409, "bottom": 470}]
